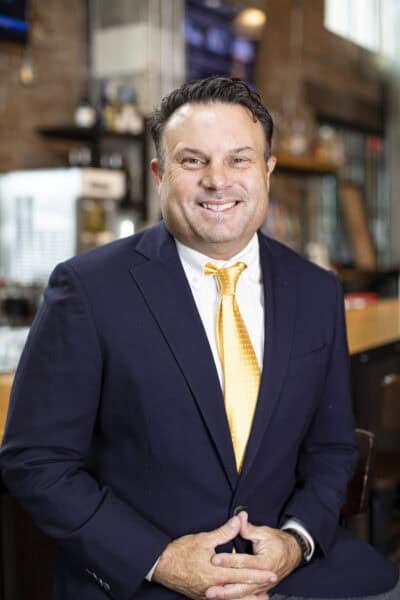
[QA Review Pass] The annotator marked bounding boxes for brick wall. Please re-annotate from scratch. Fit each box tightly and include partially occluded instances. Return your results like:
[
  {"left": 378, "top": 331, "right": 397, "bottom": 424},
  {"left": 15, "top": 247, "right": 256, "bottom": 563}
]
[
  {"left": 0, "top": 0, "right": 88, "bottom": 173},
  {"left": 256, "top": 0, "right": 384, "bottom": 136}
]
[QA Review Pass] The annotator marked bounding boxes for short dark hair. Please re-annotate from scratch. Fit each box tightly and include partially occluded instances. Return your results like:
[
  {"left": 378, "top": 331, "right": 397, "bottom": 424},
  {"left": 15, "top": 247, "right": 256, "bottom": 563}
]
[{"left": 149, "top": 75, "right": 273, "bottom": 170}]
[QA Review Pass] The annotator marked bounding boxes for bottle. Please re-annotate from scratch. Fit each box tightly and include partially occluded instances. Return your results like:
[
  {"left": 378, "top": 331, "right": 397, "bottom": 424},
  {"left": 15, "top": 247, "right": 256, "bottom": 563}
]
[{"left": 74, "top": 88, "right": 96, "bottom": 128}]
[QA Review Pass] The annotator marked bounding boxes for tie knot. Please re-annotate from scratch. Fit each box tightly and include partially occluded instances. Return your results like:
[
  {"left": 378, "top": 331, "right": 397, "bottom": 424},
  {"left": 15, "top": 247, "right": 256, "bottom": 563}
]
[{"left": 204, "top": 261, "right": 247, "bottom": 295}]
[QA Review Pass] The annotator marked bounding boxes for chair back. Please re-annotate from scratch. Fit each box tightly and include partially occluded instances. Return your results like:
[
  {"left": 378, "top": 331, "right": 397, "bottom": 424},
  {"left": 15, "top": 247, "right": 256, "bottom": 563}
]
[
  {"left": 381, "top": 373, "right": 400, "bottom": 432},
  {"left": 341, "top": 428, "right": 375, "bottom": 517},
  {"left": 0, "top": 487, "right": 55, "bottom": 600}
]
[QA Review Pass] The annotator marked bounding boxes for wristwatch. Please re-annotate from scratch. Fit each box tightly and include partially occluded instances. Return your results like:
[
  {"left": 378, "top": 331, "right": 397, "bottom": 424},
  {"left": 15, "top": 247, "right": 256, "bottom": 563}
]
[{"left": 283, "top": 528, "right": 310, "bottom": 566}]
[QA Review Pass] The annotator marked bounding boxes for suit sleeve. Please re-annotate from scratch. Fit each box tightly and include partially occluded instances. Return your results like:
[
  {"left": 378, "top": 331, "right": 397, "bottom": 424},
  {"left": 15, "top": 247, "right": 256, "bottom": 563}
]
[
  {"left": 281, "top": 273, "right": 357, "bottom": 556},
  {"left": 0, "top": 262, "right": 171, "bottom": 600}
]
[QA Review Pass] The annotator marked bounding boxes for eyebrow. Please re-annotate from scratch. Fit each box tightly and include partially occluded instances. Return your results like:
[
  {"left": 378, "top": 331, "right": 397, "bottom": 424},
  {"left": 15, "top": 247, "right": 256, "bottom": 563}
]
[
  {"left": 175, "top": 147, "right": 207, "bottom": 157},
  {"left": 230, "top": 146, "right": 256, "bottom": 153},
  {"left": 175, "top": 146, "right": 256, "bottom": 156}
]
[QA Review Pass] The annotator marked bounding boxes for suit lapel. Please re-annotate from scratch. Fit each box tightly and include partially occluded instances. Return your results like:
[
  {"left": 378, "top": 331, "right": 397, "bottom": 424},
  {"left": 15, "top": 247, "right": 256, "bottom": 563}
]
[
  {"left": 129, "top": 223, "right": 238, "bottom": 489},
  {"left": 237, "top": 233, "right": 297, "bottom": 486}
]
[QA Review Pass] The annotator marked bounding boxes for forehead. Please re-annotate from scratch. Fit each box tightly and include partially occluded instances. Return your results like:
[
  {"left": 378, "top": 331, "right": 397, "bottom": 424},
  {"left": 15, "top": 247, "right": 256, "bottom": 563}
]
[{"left": 163, "top": 102, "right": 265, "bottom": 152}]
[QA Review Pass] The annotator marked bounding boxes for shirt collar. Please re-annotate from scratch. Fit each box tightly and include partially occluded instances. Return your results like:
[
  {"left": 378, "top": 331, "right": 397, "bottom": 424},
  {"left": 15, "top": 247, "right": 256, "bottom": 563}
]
[{"left": 176, "top": 234, "right": 261, "bottom": 290}]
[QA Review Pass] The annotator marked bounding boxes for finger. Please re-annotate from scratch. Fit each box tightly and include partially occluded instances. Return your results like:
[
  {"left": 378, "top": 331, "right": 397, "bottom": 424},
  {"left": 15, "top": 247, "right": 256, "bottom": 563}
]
[
  {"left": 206, "top": 582, "right": 270, "bottom": 599},
  {"left": 239, "top": 512, "right": 252, "bottom": 539},
  {"left": 238, "top": 513, "right": 262, "bottom": 542},
  {"left": 219, "top": 566, "right": 275, "bottom": 586},
  {"left": 212, "top": 552, "right": 276, "bottom": 580},
  {"left": 207, "top": 516, "right": 241, "bottom": 546},
  {"left": 238, "top": 511, "right": 248, "bottom": 527}
]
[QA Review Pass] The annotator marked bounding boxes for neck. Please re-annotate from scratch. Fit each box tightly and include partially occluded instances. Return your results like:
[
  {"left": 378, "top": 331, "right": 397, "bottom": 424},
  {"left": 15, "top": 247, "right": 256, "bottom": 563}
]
[{"left": 181, "top": 238, "right": 256, "bottom": 261}]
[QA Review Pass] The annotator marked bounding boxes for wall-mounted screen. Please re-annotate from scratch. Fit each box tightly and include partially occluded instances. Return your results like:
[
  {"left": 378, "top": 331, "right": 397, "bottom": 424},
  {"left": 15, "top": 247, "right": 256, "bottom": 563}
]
[
  {"left": 0, "top": 0, "right": 29, "bottom": 43},
  {"left": 185, "top": 0, "right": 257, "bottom": 86}
]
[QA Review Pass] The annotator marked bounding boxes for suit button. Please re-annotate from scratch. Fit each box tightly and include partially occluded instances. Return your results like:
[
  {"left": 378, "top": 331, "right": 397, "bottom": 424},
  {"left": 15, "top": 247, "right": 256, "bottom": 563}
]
[{"left": 232, "top": 505, "right": 247, "bottom": 516}]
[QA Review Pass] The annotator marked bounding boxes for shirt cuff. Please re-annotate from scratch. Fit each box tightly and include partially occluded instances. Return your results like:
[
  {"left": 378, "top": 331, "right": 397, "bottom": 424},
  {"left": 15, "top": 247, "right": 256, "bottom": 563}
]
[
  {"left": 145, "top": 557, "right": 161, "bottom": 582},
  {"left": 281, "top": 518, "right": 315, "bottom": 561}
]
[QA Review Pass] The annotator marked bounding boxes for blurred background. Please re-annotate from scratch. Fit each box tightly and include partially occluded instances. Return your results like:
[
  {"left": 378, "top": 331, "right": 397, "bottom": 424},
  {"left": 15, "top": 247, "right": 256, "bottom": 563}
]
[
  {"left": 1, "top": 0, "right": 400, "bottom": 575},
  {"left": 1, "top": 0, "right": 400, "bottom": 313},
  {"left": 1, "top": 0, "right": 400, "bottom": 324}
]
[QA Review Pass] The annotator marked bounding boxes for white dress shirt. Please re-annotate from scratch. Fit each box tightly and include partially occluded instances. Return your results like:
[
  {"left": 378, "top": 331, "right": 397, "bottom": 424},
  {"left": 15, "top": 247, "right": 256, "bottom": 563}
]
[{"left": 146, "top": 235, "right": 314, "bottom": 581}]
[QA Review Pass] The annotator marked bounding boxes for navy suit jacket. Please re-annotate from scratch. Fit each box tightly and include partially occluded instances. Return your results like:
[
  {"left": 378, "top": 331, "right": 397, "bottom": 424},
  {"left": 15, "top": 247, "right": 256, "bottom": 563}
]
[{"left": 0, "top": 222, "right": 397, "bottom": 599}]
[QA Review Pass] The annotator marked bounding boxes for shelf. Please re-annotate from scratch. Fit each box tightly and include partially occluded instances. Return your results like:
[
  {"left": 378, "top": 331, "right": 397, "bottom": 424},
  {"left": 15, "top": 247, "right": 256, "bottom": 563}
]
[
  {"left": 38, "top": 124, "right": 149, "bottom": 219},
  {"left": 274, "top": 153, "right": 339, "bottom": 175},
  {"left": 38, "top": 125, "right": 144, "bottom": 143}
]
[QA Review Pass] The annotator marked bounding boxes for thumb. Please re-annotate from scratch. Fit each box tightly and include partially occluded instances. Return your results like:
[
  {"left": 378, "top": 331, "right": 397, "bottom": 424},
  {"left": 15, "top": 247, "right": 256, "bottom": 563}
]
[
  {"left": 207, "top": 515, "right": 241, "bottom": 547},
  {"left": 239, "top": 511, "right": 261, "bottom": 541}
]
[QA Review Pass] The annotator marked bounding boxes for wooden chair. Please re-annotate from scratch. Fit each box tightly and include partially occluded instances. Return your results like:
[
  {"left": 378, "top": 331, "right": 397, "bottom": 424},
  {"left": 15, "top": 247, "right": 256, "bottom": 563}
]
[
  {"left": 0, "top": 485, "right": 55, "bottom": 600},
  {"left": 370, "top": 373, "right": 400, "bottom": 553},
  {"left": 341, "top": 428, "right": 376, "bottom": 518}
]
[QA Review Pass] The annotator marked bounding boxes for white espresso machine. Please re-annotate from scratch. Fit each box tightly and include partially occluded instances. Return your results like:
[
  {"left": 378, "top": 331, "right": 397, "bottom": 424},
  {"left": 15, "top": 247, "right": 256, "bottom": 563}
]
[{"left": 0, "top": 167, "right": 126, "bottom": 286}]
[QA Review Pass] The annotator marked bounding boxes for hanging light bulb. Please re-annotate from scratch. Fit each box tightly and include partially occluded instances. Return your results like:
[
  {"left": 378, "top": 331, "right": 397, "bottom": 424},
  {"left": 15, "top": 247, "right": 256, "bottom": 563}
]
[
  {"left": 238, "top": 8, "right": 266, "bottom": 28},
  {"left": 19, "top": 53, "right": 35, "bottom": 86},
  {"left": 233, "top": 6, "right": 267, "bottom": 40}
]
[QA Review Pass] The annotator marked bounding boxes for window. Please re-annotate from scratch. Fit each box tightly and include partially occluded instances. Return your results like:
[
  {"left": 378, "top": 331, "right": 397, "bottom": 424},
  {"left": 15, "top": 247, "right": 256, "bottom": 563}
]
[{"left": 324, "top": 0, "right": 381, "bottom": 52}]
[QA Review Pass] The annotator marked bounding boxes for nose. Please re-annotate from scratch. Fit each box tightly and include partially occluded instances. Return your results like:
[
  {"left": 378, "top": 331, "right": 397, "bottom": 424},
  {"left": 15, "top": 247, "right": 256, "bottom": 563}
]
[{"left": 200, "top": 162, "right": 229, "bottom": 190}]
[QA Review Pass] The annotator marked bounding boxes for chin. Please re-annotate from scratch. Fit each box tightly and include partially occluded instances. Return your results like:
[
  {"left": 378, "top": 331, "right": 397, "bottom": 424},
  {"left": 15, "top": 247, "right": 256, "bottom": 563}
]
[{"left": 201, "top": 233, "right": 241, "bottom": 245}]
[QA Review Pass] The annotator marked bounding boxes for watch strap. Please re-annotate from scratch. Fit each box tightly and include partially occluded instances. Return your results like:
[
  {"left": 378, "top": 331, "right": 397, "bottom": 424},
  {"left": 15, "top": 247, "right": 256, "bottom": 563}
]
[{"left": 284, "top": 528, "right": 310, "bottom": 566}]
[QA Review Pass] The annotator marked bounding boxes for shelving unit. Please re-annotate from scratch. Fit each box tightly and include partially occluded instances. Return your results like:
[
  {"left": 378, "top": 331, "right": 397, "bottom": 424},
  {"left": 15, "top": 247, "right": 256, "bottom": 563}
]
[
  {"left": 38, "top": 126, "right": 144, "bottom": 143},
  {"left": 267, "top": 151, "right": 340, "bottom": 266},
  {"left": 274, "top": 152, "right": 339, "bottom": 175},
  {"left": 38, "top": 125, "right": 148, "bottom": 218}
]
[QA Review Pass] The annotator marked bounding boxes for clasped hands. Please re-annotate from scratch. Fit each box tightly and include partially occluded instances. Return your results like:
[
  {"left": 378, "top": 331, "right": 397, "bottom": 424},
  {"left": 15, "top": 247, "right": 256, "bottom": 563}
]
[{"left": 153, "top": 511, "right": 302, "bottom": 600}]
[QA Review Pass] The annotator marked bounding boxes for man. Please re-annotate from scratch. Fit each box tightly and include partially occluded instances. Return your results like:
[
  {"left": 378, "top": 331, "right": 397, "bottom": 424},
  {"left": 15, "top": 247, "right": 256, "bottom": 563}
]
[{"left": 0, "top": 76, "right": 398, "bottom": 600}]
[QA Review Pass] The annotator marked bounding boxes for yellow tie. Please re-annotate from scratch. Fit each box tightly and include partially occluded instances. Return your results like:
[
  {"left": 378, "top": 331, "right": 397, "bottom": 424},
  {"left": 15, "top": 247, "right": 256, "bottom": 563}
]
[{"left": 204, "top": 262, "right": 260, "bottom": 472}]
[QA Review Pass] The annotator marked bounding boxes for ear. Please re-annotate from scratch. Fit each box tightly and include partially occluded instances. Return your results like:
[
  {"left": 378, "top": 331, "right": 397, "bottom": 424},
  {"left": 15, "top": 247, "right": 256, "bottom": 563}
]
[
  {"left": 266, "top": 155, "right": 277, "bottom": 175},
  {"left": 150, "top": 159, "right": 163, "bottom": 189}
]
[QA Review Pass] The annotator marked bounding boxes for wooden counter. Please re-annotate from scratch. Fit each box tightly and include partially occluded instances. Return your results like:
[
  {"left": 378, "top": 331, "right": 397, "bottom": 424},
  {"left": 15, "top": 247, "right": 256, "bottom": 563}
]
[
  {"left": 346, "top": 298, "right": 400, "bottom": 355},
  {"left": 0, "top": 372, "right": 13, "bottom": 440}
]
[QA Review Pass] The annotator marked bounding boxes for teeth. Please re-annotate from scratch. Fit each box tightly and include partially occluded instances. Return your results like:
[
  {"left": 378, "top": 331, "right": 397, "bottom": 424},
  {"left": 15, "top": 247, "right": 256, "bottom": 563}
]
[{"left": 202, "top": 202, "right": 236, "bottom": 211}]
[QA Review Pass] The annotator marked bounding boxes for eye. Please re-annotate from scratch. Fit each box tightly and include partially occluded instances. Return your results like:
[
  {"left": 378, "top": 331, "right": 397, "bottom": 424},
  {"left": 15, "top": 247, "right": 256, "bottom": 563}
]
[
  {"left": 230, "top": 156, "right": 251, "bottom": 167},
  {"left": 181, "top": 157, "right": 205, "bottom": 169}
]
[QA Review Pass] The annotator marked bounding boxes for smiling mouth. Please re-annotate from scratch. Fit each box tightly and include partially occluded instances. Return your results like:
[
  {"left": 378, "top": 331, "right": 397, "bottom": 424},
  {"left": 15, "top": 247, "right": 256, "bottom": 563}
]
[{"left": 200, "top": 201, "right": 239, "bottom": 212}]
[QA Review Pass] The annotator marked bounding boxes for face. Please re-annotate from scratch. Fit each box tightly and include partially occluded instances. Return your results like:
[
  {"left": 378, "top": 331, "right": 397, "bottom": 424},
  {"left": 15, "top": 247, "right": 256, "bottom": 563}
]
[{"left": 151, "top": 102, "right": 276, "bottom": 259}]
